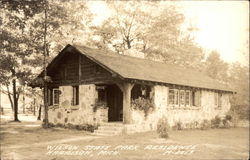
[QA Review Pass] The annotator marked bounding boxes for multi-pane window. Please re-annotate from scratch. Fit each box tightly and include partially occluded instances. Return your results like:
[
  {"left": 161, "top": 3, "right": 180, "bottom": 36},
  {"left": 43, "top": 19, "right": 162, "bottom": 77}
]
[
  {"left": 48, "top": 88, "right": 59, "bottom": 106},
  {"left": 185, "top": 91, "right": 190, "bottom": 106},
  {"left": 53, "top": 88, "right": 60, "bottom": 105},
  {"left": 179, "top": 90, "right": 185, "bottom": 106},
  {"left": 168, "top": 89, "right": 175, "bottom": 105},
  {"left": 174, "top": 90, "right": 179, "bottom": 105},
  {"left": 168, "top": 88, "right": 201, "bottom": 108},
  {"left": 72, "top": 86, "right": 79, "bottom": 105}
]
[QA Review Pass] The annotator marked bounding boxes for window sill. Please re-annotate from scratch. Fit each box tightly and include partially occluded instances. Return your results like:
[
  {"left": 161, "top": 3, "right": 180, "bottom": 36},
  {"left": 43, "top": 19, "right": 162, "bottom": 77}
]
[
  {"left": 167, "top": 105, "right": 201, "bottom": 110},
  {"left": 70, "top": 105, "right": 80, "bottom": 110},
  {"left": 48, "top": 105, "right": 59, "bottom": 110}
]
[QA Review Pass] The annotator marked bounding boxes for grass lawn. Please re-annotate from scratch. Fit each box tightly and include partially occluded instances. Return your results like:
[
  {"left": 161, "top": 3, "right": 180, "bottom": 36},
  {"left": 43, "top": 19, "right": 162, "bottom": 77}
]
[{"left": 0, "top": 120, "right": 249, "bottom": 160}]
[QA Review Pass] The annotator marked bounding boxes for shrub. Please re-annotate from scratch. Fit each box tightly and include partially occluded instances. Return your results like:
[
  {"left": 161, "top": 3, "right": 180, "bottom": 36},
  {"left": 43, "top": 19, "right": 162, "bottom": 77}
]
[
  {"left": 225, "top": 111, "right": 239, "bottom": 127},
  {"left": 172, "top": 121, "right": 183, "bottom": 130},
  {"left": 200, "top": 119, "right": 211, "bottom": 130},
  {"left": 211, "top": 116, "right": 221, "bottom": 128},
  {"left": 225, "top": 115, "right": 232, "bottom": 121},
  {"left": 157, "top": 117, "right": 170, "bottom": 139},
  {"left": 131, "top": 97, "right": 154, "bottom": 117}
]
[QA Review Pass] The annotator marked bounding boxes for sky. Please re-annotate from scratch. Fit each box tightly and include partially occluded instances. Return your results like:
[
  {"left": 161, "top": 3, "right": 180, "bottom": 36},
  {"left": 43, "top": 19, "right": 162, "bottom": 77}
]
[{"left": 88, "top": 1, "right": 249, "bottom": 66}]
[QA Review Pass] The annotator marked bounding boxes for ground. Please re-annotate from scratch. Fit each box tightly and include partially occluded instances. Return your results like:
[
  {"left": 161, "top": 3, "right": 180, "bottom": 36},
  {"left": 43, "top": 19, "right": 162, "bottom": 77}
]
[{"left": 0, "top": 114, "right": 249, "bottom": 160}]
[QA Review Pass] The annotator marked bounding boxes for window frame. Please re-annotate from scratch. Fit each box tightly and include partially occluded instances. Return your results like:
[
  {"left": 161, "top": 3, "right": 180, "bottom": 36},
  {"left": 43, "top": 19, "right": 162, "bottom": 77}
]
[
  {"left": 185, "top": 90, "right": 191, "bottom": 106},
  {"left": 214, "top": 92, "right": 219, "bottom": 106},
  {"left": 52, "top": 88, "right": 60, "bottom": 105},
  {"left": 72, "top": 86, "right": 79, "bottom": 106},
  {"left": 174, "top": 89, "right": 179, "bottom": 107},
  {"left": 179, "top": 90, "right": 185, "bottom": 106},
  {"left": 168, "top": 89, "right": 175, "bottom": 106}
]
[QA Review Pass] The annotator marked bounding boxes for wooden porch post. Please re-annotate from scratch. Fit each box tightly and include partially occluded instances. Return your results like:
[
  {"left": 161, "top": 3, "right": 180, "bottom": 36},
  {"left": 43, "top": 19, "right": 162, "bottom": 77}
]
[{"left": 116, "top": 82, "right": 134, "bottom": 124}]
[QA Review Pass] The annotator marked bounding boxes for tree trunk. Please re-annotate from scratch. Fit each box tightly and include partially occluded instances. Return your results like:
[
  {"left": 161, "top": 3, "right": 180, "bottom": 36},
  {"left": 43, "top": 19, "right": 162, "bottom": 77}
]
[
  {"left": 43, "top": 1, "right": 49, "bottom": 127},
  {"left": 37, "top": 104, "right": 42, "bottom": 120},
  {"left": 12, "top": 79, "right": 20, "bottom": 121},
  {"left": 33, "top": 98, "right": 36, "bottom": 116},
  {"left": 23, "top": 86, "right": 25, "bottom": 114},
  {"left": 6, "top": 84, "right": 14, "bottom": 111}
]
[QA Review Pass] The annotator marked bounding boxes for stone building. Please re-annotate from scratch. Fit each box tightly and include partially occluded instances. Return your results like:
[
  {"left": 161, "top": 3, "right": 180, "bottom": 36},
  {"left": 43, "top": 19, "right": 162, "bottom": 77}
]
[{"left": 32, "top": 44, "right": 234, "bottom": 135}]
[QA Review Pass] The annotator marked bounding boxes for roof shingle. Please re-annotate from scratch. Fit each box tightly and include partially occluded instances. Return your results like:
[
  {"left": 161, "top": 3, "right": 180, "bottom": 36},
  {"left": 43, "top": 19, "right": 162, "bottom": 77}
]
[{"left": 74, "top": 45, "right": 233, "bottom": 92}]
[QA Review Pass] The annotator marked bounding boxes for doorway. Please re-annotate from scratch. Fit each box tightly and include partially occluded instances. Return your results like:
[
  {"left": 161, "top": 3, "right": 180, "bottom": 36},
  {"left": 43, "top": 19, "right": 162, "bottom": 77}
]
[{"left": 106, "top": 84, "right": 123, "bottom": 122}]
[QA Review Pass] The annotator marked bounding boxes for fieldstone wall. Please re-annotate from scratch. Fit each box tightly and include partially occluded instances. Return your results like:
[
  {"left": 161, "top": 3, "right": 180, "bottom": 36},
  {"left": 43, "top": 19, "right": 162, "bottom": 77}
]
[
  {"left": 48, "top": 84, "right": 108, "bottom": 126},
  {"left": 129, "top": 85, "right": 231, "bottom": 133}
]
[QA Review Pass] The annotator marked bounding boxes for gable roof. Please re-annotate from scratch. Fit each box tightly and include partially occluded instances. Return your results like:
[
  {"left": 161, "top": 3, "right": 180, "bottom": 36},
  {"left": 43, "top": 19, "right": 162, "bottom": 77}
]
[
  {"left": 37, "top": 44, "right": 234, "bottom": 92},
  {"left": 73, "top": 45, "right": 233, "bottom": 92}
]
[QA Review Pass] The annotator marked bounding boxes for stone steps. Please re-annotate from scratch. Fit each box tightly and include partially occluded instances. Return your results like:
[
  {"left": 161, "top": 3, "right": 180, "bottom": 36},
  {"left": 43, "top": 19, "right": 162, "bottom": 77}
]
[{"left": 93, "top": 122, "right": 124, "bottom": 136}]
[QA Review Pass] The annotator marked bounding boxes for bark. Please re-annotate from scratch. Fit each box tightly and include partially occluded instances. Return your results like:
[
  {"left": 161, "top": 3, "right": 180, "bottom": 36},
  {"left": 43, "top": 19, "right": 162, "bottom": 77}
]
[
  {"left": 43, "top": 0, "right": 49, "bottom": 127},
  {"left": 6, "top": 84, "right": 14, "bottom": 111},
  {"left": 12, "top": 79, "right": 20, "bottom": 121},
  {"left": 37, "top": 104, "right": 42, "bottom": 120},
  {"left": 33, "top": 98, "right": 36, "bottom": 116},
  {"left": 23, "top": 86, "right": 25, "bottom": 114}
]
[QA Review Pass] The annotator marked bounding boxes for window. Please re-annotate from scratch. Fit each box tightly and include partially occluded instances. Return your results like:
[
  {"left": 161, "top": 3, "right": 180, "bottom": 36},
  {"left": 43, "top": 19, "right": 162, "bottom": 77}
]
[
  {"left": 215, "top": 92, "right": 222, "bottom": 108},
  {"left": 168, "top": 89, "right": 175, "bottom": 105},
  {"left": 214, "top": 93, "right": 218, "bottom": 106},
  {"left": 174, "top": 90, "right": 179, "bottom": 106},
  {"left": 53, "top": 88, "right": 60, "bottom": 105},
  {"left": 168, "top": 88, "right": 201, "bottom": 108},
  {"left": 218, "top": 93, "right": 222, "bottom": 108},
  {"left": 96, "top": 86, "right": 107, "bottom": 105},
  {"left": 72, "top": 86, "right": 79, "bottom": 105},
  {"left": 192, "top": 90, "right": 201, "bottom": 107},
  {"left": 47, "top": 89, "right": 53, "bottom": 106},
  {"left": 185, "top": 91, "right": 190, "bottom": 106},
  {"left": 179, "top": 90, "right": 185, "bottom": 106}
]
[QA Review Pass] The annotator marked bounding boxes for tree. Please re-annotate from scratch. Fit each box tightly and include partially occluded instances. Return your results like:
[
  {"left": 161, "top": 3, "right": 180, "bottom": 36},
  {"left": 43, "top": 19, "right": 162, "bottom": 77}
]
[
  {"left": 0, "top": 0, "right": 45, "bottom": 121},
  {"left": 204, "top": 50, "right": 229, "bottom": 83},
  {"left": 90, "top": 1, "right": 204, "bottom": 68},
  {"left": 227, "top": 63, "right": 249, "bottom": 120}
]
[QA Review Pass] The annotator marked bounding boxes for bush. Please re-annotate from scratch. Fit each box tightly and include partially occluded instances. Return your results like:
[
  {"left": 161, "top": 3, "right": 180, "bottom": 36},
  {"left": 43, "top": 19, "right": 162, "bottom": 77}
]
[
  {"left": 172, "top": 121, "right": 183, "bottom": 130},
  {"left": 131, "top": 97, "right": 154, "bottom": 117},
  {"left": 200, "top": 119, "right": 211, "bottom": 130},
  {"left": 157, "top": 117, "right": 170, "bottom": 139},
  {"left": 226, "top": 111, "right": 239, "bottom": 127},
  {"left": 211, "top": 116, "right": 221, "bottom": 128}
]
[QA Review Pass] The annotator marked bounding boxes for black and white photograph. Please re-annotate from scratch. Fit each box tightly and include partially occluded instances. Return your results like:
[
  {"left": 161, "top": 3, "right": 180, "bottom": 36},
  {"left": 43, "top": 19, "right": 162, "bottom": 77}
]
[{"left": 0, "top": 0, "right": 249, "bottom": 160}]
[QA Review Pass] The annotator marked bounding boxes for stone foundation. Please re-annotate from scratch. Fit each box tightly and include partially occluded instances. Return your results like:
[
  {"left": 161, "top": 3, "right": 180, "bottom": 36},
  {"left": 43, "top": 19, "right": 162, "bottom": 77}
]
[
  {"left": 48, "top": 84, "right": 108, "bottom": 126},
  {"left": 48, "top": 84, "right": 232, "bottom": 134},
  {"left": 129, "top": 85, "right": 231, "bottom": 133}
]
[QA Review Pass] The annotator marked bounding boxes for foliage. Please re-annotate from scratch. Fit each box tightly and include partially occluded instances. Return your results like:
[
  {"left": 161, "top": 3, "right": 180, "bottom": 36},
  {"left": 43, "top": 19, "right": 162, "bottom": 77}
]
[
  {"left": 131, "top": 97, "right": 154, "bottom": 117},
  {"left": 157, "top": 117, "right": 170, "bottom": 139},
  {"left": 47, "top": 122, "right": 99, "bottom": 132},
  {"left": 228, "top": 63, "right": 249, "bottom": 120},
  {"left": 205, "top": 52, "right": 249, "bottom": 121},
  {"left": 211, "top": 116, "right": 222, "bottom": 128},
  {"left": 0, "top": 0, "right": 93, "bottom": 121},
  {"left": 200, "top": 119, "right": 211, "bottom": 130},
  {"left": 91, "top": 1, "right": 204, "bottom": 68},
  {"left": 205, "top": 51, "right": 229, "bottom": 82},
  {"left": 172, "top": 121, "right": 184, "bottom": 130}
]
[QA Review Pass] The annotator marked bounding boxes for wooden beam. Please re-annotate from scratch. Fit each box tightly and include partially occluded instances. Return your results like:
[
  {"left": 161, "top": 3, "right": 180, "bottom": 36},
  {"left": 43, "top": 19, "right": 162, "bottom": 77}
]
[
  {"left": 78, "top": 54, "right": 82, "bottom": 82},
  {"left": 116, "top": 82, "right": 134, "bottom": 124}
]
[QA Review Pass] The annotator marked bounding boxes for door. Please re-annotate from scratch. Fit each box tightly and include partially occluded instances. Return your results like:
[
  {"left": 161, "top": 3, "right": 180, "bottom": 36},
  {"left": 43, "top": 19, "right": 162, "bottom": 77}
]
[{"left": 107, "top": 84, "right": 123, "bottom": 122}]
